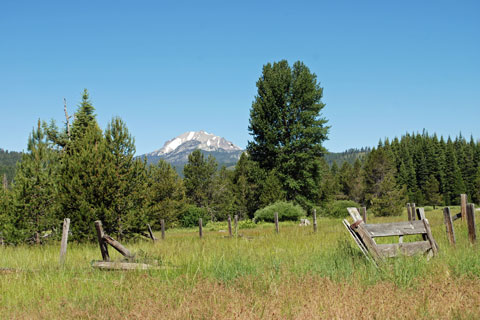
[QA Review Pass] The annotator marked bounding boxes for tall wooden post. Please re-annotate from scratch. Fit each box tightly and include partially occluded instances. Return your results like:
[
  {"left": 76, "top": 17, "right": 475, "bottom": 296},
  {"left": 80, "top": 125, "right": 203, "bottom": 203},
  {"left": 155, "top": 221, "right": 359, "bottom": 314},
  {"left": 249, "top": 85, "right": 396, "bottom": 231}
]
[
  {"left": 274, "top": 212, "right": 279, "bottom": 234},
  {"left": 161, "top": 219, "right": 165, "bottom": 240},
  {"left": 94, "top": 220, "right": 110, "bottom": 261},
  {"left": 466, "top": 203, "right": 476, "bottom": 244},
  {"left": 407, "top": 203, "right": 412, "bottom": 221},
  {"left": 227, "top": 215, "right": 232, "bottom": 237},
  {"left": 411, "top": 203, "right": 416, "bottom": 221},
  {"left": 461, "top": 194, "right": 468, "bottom": 222},
  {"left": 313, "top": 209, "right": 317, "bottom": 233},
  {"left": 361, "top": 207, "right": 367, "bottom": 223},
  {"left": 234, "top": 215, "right": 238, "bottom": 236},
  {"left": 199, "top": 218, "right": 203, "bottom": 238},
  {"left": 59, "top": 218, "right": 70, "bottom": 265},
  {"left": 443, "top": 207, "right": 456, "bottom": 246}
]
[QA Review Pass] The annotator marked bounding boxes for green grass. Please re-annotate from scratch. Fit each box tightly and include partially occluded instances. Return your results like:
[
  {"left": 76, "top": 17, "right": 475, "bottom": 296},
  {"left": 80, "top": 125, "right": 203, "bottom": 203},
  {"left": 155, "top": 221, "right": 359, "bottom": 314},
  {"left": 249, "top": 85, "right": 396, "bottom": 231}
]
[{"left": 1, "top": 207, "right": 479, "bottom": 319}]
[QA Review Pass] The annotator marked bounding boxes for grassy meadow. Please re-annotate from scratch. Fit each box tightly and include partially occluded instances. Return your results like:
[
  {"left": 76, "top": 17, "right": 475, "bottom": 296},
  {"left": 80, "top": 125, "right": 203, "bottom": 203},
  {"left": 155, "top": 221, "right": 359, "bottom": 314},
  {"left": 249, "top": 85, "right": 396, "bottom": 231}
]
[{"left": 1, "top": 207, "right": 480, "bottom": 319}]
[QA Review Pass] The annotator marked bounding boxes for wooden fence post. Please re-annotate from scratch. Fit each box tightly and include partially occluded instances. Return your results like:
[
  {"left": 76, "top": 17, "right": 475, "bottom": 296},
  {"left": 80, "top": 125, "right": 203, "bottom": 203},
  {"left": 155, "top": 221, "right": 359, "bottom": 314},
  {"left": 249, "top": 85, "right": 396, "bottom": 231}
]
[
  {"left": 234, "top": 215, "right": 238, "bottom": 236},
  {"left": 59, "top": 218, "right": 70, "bottom": 265},
  {"left": 161, "top": 219, "right": 165, "bottom": 240},
  {"left": 411, "top": 203, "right": 416, "bottom": 221},
  {"left": 313, "top": 209, "right": 317, "bottom": 233},
  {"left": 274, "top": 212, "right": 279, "bottom": 233},
  {"left": 199, "top": 218, "right": 203, "bottom": 238},
  {"left": 407, "top": 203, "right": 412, "bottom": 221},
  {"left": 443, "top": 207, "right": 456, "bottom": 246},
  {"left": 466, "top": 203, "right": 476, "bottom": 244},
  {"left": 228, "top": 215, "right": 232, "bottom": 237},
  {"left": 94, "top": 220, "right": 110, "bottom": 261},
  {"left": 147, "top": 224, "right": 156, "bottom": 242},
  {"left": 416, "top": 207, "right": 426, "bottom": 220},
  {"left": 461, "top": 194, "right": 468, "bottom": 222},
  {"left": 361, "top": 207, "right": 367, "bottom": 223}
]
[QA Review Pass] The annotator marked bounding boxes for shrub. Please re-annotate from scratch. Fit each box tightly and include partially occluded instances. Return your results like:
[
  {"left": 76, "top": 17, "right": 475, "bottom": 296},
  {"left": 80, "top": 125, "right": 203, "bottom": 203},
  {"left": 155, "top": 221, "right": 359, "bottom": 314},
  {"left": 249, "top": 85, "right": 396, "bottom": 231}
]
[
  {"left": 238, "top": 219, "right": 256, "bottom": 229},
  {"left": 322, "top": 200, "right": 361, "bottom": 218},
  {"left": 180, "top": 205, "right": 209, "bottom": 228},
  {"left": 254, "top": 201, "right": 305, "bottom": 222}
]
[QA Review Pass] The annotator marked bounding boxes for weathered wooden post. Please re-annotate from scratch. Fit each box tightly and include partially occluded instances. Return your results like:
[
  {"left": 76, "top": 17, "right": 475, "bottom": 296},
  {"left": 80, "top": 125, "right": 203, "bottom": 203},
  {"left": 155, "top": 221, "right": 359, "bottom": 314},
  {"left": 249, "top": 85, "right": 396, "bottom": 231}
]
[
  {"left": 94, "top": 220, "right": 110, "bottom": 261},
  {"left": 361, "top": 207, "right": 367, "bottom": 223},
  {"left": 411, "top": 203, "right": 416, "bottom": 221},
  {"left": 313, "top": 209, "right": 317, "bottom": 233},
  {"left": 161, "top": 219, "right": 165, "bottom": 240},
  {"left": 274, "top": 212, "right": 279, "bottom": 233},
  {"left": 407, "top": 203, "right": 412, "bottom": 221},
  {"left": 199, "top": 218, "right": 203, "bottom": 238},
  {"left": 416, "top": 207, "right": 426, "bottom": 220},
  {"left": 234, "top": 214, "right": 238, "bottom": 236},
  {"left": 227, "top": 215, "right": 232, "bottom": 237},
  {"left": 466, "top": 203, "right": 476, "bottom": 244},
  {"left": 59, "top": 218, "right": 70, "bottom": 264},
  {"left": 147, "top": 224, "right": 156, "bottom": 242},
  {"left": 443, "top": 207, "right": 456, "bottom": 246},
  {"left": 461, "top": 194, "right": 468, "bottom": 222}
]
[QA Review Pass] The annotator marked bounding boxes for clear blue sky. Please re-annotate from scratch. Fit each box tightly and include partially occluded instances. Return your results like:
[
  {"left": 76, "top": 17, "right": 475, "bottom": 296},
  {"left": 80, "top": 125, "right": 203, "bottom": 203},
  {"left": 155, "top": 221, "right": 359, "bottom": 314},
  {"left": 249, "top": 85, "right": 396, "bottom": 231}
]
[{"left": 1, "top": 0, "right": 479, "bottom": 155}]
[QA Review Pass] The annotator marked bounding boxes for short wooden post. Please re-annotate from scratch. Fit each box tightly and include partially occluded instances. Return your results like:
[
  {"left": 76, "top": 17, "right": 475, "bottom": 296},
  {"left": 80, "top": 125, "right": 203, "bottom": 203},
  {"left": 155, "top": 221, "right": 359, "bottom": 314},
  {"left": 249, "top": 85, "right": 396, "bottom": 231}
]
[
  {"left": 313, "top": 209, "right": 317, "bottom": 233},
  {"left": 443, "top": 207, "right": 456, "bottom": 246},
  {"left": 199, "top": 218, "right": 203, "bottom": 238},
  {"left": 227, "top": 215, "right": 232, "bottom": 237},
  {"left": 161, "top": 219, "right": 165, "bottom": 240},
  {"left": 411, "top": 203, "right": 416, "bottom": 221},
  {"left": 234, "top": 214, "right": 238, "bottom": 236},
  {"left": 274, "top": 212, "right": 279, "bottom": 233},
  {"left": 466, "top": 203, "right": 476, "bottom": 244},
  {"left": 94, "top": 220, "right": 110, "bottom": 261},
  {"left": 59, "top": 218, "right": 70, "bottom": 264},
  {"left": 361, "top": 207, "right": 367, "bottom": 223},
  {"left": 461, "top": 194, "right": 468, "bottom": 222},
  {"left": 407, "top": 203, "right": 412, "bottom": 221},
  {"left": 147, "top": 223, "right": 156, "bottom": 242}
]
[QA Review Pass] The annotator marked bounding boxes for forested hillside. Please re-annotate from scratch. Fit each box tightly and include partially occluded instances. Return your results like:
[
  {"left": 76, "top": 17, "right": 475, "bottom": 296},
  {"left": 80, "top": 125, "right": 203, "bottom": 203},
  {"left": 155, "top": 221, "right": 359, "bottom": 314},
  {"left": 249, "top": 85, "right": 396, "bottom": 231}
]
[
  {"left": 0, "top": 149, "right": 22, "bottom": 185},
  {"left": 324, "top": 147, "right": 370, "bottom": 166}
]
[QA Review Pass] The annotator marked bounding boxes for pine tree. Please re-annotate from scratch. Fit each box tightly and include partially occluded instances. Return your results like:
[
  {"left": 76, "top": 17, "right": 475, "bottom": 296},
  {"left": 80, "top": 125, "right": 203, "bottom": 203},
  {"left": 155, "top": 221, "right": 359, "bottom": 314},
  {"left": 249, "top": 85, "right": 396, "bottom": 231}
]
[
  {"left": 424, "top": 175, "right": 443, "bottom": 208},
  {"left": 443, "top": 138, "right": 466, "bottom": 204},
  {"left": 247, "top": 60, "right": 329, "bottom": 208},
  {"left": 183, "top": 150, "right": 217, "bottom": 212}
]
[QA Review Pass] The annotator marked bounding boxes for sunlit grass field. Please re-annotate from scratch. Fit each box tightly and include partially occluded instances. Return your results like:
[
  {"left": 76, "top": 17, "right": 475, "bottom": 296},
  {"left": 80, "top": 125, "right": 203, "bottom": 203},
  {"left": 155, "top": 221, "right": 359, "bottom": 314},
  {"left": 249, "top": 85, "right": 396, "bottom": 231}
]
[{"left": 1, "top": 207, "right": 479, "bottom": 319}]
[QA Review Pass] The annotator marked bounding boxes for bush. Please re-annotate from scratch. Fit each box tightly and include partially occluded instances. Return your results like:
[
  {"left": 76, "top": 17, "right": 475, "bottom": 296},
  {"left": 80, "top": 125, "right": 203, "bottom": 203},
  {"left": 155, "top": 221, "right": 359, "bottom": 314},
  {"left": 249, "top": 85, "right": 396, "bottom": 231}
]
[
  {"left": 254, "top": 201, "right": 305, "bottom": 222},
  {"left": 238, "top": 219, "right": 256, "bottom": 229},
  {"left": 322, "top": 200, "right": 361, "bottom": 218},
  {"left": 180, "top": 205, "right": 209, "bottom": 228}
]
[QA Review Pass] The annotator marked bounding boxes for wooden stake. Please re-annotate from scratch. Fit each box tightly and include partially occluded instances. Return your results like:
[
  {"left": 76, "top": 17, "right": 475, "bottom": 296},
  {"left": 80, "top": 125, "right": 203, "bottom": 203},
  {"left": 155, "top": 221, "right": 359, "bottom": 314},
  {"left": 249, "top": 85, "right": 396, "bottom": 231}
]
[
  {"left": 461, "top": 194, "right": 468, "bottom": 222},
  {"left": 227, "top": 215, "right": 232, "bottom": 237},
  {"left": 443, "top": 207, "right": 456, "bottom": 246},
  {"left": 274, "top": 212, "right": 279, "bottom": 233},
  {"left": 466, "top": 203, "right": 476, "bottom": 244},
  {"left": 234, "top": 215, "right": 238, "bottom": 236},
  {"left": 161, "top": 219, "right": 165, "bottom": 240},
  {"left": 94, "top": 220, "right": 110, "bottom": 261},
  {"left": 407, "top": 203, "right": 412, "bottom": 221},
  {"left": 103, "top": 235, "right": 134, "bottom": 259},
  {"left": 59, "top": 218, "right": 70, "bottom": 265},
  {"left": 416, "top": 207, "right": 426, "bottom": 220},
  {"left": 313, "top": 209, "right": 317, "bottom": 233},
  {"left": 361, "top": 207, "right": 367, "bottom": 223},
  {"left": 147, "top": 224, "right": 156, "bottom": 242},
  {"left": 199, "top": 218, "right": 203, "bottom": 238},
  {"left": 411, "top": 203, "right": 416, "bottom": 221}
]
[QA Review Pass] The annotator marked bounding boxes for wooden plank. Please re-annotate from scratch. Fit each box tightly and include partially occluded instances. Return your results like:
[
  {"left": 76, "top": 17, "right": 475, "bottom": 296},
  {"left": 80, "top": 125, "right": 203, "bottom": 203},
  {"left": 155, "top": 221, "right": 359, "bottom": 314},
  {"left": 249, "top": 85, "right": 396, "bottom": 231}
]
[
  {"left": 461, "top": 194, "right": 467, "bottom": 221},
  {"left": 342, "top": 219, "right": 376, "bottom": 266},
  {"left": 347, "top": 207, "right": 363, "bottom": 222},
  {"left": 147, "top": 224, "right": 156, "bottom": 242},
  {"left": 407, "top": 203, "right": 412, "bottom": 221},
  {"left": 466, "top": 203, "right": 476, "bottom": 244},
  {"left": 161, "top": 219, "right": 165, "bottom": 240},
  {"left": 94, "top": 220, "right": 109, "bottom": 261},
  {"left": 443, "top": 207, "right": 456, "bottom": 246},
  {"left": 411, "top": 203, "right": 416, "bottom": 221},
  {"left": 422, "top": 218, "right": 438, "bottom": 255},
  {"left": 363, "top": 221, "right": 427, "bottom": 237},
  {"left": 313, "top": 209, "right": 317, "bottom": 233},
  {"left": 452, "top": 213, "right": 462, "bottom": 222},
  {"left": 376, "top": 241, "right": 431, "bottom": 258},
  {"left": 199, "top": 218, "right": 203, "bottom": 238},
  {"left": 274, "top": 212, "right": 279, "bottom": 233},
  {"left": 352, "top": 223, "right": 381, "bottom": 260},
  {"left": 227, "top": 215, "right": 232, "bottom": 237},
  {"left": 59, "top": 218, "right": 70, "bottom": 265},
  {"left": 103, "top": 235, "right": 134, "bottom": 259},
  {"left": 416, "top": 207, "right": 426, "bottom": 220},
  {"left": 91, "top": 261, "right": 162, "bottom": 270}
]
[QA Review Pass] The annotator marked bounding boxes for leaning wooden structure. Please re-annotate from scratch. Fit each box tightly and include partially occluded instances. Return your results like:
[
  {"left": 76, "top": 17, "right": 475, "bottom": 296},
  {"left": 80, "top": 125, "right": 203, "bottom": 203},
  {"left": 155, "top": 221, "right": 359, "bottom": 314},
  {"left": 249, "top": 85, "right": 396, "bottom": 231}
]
[{"left": 343, "top": 207, "right": 438, "bottom": 264}]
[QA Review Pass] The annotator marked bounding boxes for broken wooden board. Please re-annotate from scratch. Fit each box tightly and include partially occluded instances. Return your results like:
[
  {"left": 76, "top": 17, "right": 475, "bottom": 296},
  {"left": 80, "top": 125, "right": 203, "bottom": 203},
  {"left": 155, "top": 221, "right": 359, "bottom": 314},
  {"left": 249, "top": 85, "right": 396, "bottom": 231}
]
[{"left": 91, "top": 261, "right": 166, "bottom": 271}]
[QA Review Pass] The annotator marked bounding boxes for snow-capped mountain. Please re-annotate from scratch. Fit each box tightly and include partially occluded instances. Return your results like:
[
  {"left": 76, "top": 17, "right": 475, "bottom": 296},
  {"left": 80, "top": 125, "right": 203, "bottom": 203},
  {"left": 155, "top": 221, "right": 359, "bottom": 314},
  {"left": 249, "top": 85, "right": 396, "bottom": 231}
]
[{"left": 142, "top": 131, "right": 244, "bottom": 170}]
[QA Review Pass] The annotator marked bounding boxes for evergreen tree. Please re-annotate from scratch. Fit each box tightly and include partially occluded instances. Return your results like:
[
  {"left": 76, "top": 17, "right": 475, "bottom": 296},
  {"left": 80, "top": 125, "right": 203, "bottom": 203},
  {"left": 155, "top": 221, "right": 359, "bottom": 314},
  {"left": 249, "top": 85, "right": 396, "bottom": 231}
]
[
  {"left": 247, "top": 60, "right": 329, "bottom": 208},
  {"left": 443, "top": 138, "right": 466, "bottom": 204},
  {"left": 424, "top": 175, "right": 442, "bottom": 208}
]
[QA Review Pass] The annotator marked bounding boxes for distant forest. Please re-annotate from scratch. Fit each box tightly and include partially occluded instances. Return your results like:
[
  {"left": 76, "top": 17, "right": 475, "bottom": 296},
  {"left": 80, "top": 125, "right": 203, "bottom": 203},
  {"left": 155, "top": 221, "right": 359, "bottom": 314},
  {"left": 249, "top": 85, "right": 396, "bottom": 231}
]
[{"left": 0, "top": 149, "right": 22, "bottom": 184}]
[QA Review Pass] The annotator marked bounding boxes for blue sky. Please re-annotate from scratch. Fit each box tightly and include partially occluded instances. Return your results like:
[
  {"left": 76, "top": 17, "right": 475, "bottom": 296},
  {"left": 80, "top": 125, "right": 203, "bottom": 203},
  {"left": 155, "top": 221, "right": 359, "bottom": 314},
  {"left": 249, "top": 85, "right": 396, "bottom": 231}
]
[{"left": 1, "top": 0, "right": 479, "bottom": 155}]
